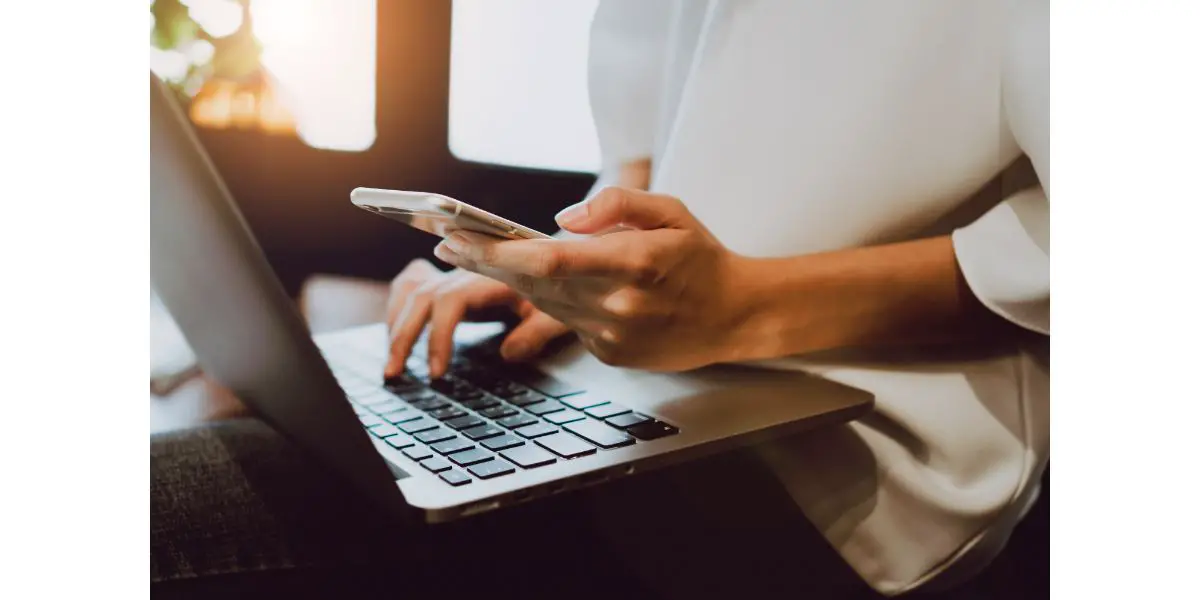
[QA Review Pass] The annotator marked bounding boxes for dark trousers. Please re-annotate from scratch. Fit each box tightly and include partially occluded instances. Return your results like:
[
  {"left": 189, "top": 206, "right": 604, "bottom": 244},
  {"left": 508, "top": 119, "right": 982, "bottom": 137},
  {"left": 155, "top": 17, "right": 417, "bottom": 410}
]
[{"left": 151, "top": 418, "right": 876, "bottom": 599}]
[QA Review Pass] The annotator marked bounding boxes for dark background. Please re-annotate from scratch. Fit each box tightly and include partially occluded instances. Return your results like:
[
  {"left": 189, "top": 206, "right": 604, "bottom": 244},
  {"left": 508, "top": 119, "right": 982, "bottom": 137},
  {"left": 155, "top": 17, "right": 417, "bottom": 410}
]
[{"left": 194, "top": 0, "right": 595, "bottom": 296}]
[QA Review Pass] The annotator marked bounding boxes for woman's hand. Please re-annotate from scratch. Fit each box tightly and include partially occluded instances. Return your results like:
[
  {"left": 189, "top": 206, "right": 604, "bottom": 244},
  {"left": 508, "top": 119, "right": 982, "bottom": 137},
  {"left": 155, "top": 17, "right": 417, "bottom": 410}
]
[
  {"left": 432, "top": 188, "right": 755, "bottom": 371},
  {"left": 383, "top": 260, "right": 569, "bottom": 379}
]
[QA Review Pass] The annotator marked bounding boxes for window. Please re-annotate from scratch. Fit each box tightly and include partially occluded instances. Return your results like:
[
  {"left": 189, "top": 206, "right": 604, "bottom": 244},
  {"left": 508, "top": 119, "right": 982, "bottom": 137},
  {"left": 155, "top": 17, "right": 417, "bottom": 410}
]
[
  {"left": 149, "top": 0, "right": 376, "bottom": 152},
  {"left": 449, "top": 0, "right": 601, "bottom": 173}
]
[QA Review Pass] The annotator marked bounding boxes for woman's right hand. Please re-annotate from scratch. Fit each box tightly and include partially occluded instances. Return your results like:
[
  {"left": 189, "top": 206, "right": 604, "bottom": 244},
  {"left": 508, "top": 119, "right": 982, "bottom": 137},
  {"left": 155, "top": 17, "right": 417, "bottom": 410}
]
[{"left": 383, "top": 259, "right": 571, "bottom": 379}]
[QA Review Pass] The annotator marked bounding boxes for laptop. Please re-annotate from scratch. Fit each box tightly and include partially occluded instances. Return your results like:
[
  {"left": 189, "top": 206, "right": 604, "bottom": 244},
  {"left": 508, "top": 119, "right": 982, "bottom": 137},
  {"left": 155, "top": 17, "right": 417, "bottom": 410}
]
[{"left": 149, "top": 75, "right": 873, "bottom": 524}]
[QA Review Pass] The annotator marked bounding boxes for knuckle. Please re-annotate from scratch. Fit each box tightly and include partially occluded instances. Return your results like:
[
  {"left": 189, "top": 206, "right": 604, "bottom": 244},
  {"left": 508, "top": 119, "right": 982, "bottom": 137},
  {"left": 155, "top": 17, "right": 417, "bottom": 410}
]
[
  {"left": 477, "top": 243, "right": 497, "bottom": 265},
  {"left": 596, "top": 186, "right": 624, "bottom": 202},
  {"left": 514, "top": 274, "right": 536, "bottom": 294},
  {"left": 628, "top": 254, "right": 662, "bottom": 286},
  {"left": 535, "top": 247, "right": 566, "bottom": 278},
  {"left": 603, "top": 290, "right": 640, "bottom": 320},
  {"left": 432, "top": 283, "right": 457, "bottom": 300},
  {"left": 595, "top": 186, "right": 628, "bottom": 212},
  {"left": 664, "top": 194, "right": 686, "bottom": 212},
  {"left": 389, "top": 274, "right": 411, "bottom": 294},
  {"left": 400, "top": 258, "right": 432, "bottom": 278},
  {"left": 587, "top": 337, "right": 623, "bottom": 366},
  {"left": 392, "top": 259, "right": 433, "bottom": 290}
]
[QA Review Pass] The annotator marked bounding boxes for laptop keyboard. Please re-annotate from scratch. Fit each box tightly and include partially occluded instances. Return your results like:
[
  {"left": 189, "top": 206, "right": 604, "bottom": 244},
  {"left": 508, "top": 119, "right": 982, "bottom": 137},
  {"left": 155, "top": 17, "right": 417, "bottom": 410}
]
[{"left": 326, "top": 340, "right": 679, "bottom": 487}]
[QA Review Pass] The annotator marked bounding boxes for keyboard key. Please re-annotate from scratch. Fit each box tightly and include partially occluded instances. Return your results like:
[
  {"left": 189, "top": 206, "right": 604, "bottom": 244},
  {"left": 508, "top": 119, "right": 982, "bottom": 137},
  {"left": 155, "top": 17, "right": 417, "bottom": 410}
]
[
  {"left": 536, "top": 433, "right": 597, "bottom": 459},
  {"left": 354, "top": 391, "right": 395, "bottom": 406},
  {"left": 429, "top": 378, "right": 459, "bottom": 395},
  {"left": 481, "top": 434, "right": 525, "bottom": 451},
  {"left": 449, "top": 448, "right": 495, "bottom": 467},
  {"left": 358, "top": 414, "right": 384, "bottom": 427},
  {"left": 430, "top": 437, "right": 475, "bottom": 455},
  {"left": 459, "top": 395, "right": 501, "bottom": 411},
  {"left": 380, "top": 410, "right": 420, "bottom": 424},
  {"left": 485, "top": 380, "right": 528, "bottom": 398},
  {"left": 428, "top": 406, "right": 467, "bottom": 421},
  {"left": 500, "top": 445, "right": 557, "bottom": 469},
  {"left": 402, "top": 445, "right": 434, "bottom": 461},
  {"left": 478, "top": 404, "right": 517, "bottom": 419},
  {"left": 445, "top": 415, "right": 485, "bottom": 431},
  {"left": 462, "top": 424, "right": 505, "bottom": 441},
  {"left": 627, "top": 420, "right": 680, "bottom": 440},
  {"left": 439, "top": 469, "right": 472, "bottom": 486},
  {"left": 398, "top": 417, "right": 439, "bottom": 434},
  {"left": 445, "top": 387, "right": 484, "bottom": 401},
  {"left": 514, "top": 367, "right": 586, "bottom": 398},
  {"left": 507, "top": 391, "right": 548, "bottom": 407},
  {"left": 515, "top": 422, "right": 559, "bottom": 439},
  {"left": 467, "top": 459, "right": 517, "bottom": 479},
  {"left": 560, "top": 393, "right": 609, "bottom": 410},
  {"left": 368, "top": 423, "right": 402, "bottom": 438},
  {"left": 385, "top": 373, "right": 422, "bottom": 390},
  {"left": 545, "top": 409, "right": 586, "bottom": 425},
  {"left": 385, "top": 433, "right": 416, "bottom": 449},
  {"left": 350, "top": 403, "right": 369, "bottom": 416},
  {"left": 421, "top": 457, "right": 453, "bottom": 473},
  {"left": 396, "top": 389, "right": 436, "bottom": 402},
  {"left": 524, "top": 400, "right": 566, "bottom": 416},
  {"left": 564, "top": 420, "right": 635, "bottom": 449},
  {"left": 414, "top": 428, "right": 457, "bottom": 444},
  {"left": 369, "top": 399, "right": 409, "bottom": 415},
  {"left": 584, "top": 403, "right": 631, "bottom": 419},
  {"left": 497, "top": 413, "right": 538, "bottom": 429},
  {"left": 410, "top": 397, "right": 450, "bottom": 411},
  {"left": 606, "top": 412, "right": 652, "bottom": 429}
]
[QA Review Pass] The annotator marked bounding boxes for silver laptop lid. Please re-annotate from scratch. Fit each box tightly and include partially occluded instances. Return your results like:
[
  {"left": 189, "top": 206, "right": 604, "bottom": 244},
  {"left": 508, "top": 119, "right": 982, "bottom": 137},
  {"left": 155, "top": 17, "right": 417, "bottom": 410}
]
[{"left": 148, "top": 74, "right": 408, "bottom": 515}]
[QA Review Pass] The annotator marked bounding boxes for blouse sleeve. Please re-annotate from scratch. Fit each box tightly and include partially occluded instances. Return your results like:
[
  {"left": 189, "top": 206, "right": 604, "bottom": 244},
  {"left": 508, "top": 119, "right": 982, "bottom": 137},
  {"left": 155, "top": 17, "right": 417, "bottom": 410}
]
[
  {"left": 951, "top": 0, "right": 1050, "bottom": 335},
  {"left": 587, "top": 0, "right": 674, "bottom": 184}
]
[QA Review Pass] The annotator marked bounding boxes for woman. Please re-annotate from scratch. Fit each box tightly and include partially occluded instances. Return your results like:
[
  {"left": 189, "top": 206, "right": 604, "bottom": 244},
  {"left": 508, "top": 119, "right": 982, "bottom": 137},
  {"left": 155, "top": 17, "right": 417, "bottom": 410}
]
[{"left": 383, "top": 0, "right": 1048, "bottom": 595}]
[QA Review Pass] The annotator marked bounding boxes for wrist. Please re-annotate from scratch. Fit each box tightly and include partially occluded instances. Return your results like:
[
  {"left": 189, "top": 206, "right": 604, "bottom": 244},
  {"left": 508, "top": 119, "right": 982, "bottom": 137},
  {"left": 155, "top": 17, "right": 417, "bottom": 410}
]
[
  {"left": 719, "top": 251, "right": 863, "bottom": 362},
  {"left": 715, "top": 253, "right": 800, "bottom": 363}
]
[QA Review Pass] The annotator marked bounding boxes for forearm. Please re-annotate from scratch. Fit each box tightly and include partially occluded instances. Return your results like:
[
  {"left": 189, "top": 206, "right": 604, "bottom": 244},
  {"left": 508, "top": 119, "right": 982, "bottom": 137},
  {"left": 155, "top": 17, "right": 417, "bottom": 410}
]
[{"left": 729, "top": 235, "right": 1009, "bottom": 360}]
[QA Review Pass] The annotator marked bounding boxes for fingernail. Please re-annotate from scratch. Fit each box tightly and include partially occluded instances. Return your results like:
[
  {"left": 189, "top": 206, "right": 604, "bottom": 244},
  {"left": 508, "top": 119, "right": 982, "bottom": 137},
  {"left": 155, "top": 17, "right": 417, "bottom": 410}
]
[
  {"left": 444, "top": 234, "right": 470, "bottom": 255},
  {"left": 554, "top": 202, "right": 589, "bottom": 228}
]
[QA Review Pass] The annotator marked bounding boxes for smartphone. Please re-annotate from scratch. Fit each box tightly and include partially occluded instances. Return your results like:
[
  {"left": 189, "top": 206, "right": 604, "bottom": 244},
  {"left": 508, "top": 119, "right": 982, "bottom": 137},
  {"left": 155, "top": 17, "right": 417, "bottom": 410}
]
[{"left": 350, "top": 187, "right": 552, "bottom": 241}]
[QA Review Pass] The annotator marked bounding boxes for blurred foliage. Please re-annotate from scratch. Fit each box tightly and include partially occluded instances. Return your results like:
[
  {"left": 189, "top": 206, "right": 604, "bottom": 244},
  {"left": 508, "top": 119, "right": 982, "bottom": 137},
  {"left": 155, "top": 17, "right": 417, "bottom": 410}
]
[{"left": 151, "top": 0, "right": 264, "bottom": 93}]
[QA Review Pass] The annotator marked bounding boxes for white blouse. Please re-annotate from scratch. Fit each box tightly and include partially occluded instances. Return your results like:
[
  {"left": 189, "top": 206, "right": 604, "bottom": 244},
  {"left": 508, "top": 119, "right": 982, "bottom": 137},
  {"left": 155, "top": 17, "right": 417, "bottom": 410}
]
[{"left": 587, "top": 0, "right": 1049, "bottom": 594}]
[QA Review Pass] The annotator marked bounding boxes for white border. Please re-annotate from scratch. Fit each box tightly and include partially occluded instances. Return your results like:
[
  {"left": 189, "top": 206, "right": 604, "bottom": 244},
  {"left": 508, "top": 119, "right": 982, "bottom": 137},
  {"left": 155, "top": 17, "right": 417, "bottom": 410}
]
[
  {"left": 0, "top": 3, "right": 147, "bottom": 598},
  {"left": 1055, "top": 1, "right": 1200, "bottom": 597},
  {"left": 3, "top": 1, "right": 1199, "bottom": 597}
]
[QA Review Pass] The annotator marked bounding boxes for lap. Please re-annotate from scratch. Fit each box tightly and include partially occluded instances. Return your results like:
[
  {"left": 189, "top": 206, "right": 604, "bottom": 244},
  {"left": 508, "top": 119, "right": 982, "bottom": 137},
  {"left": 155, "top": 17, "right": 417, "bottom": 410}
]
[{"left": 151, "top": 418, "right": 874, "bottom": 599}]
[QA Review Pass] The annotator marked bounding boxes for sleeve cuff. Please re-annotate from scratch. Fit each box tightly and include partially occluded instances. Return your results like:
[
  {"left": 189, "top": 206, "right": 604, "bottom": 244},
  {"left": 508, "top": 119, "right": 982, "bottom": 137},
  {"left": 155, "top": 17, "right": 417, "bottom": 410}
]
[{"left": 951, "top": 187, "right": 1050, "bottom": 335}]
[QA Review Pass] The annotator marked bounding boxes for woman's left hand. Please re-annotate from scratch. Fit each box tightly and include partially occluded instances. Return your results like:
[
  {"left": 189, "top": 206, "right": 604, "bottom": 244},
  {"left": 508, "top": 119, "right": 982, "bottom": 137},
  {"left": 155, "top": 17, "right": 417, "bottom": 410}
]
[{"left": 433, "top": 187, "right": 754, "bottom": 371}]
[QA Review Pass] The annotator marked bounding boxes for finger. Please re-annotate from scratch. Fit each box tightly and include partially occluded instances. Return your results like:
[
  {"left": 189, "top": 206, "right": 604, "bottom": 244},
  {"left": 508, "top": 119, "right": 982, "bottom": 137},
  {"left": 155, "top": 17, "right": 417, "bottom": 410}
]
[
  {"left": 500, "top": 312, "right": 571, "bottom": 362},
  {"left": 384, "top": 284, "right": 436, "bottom": 377},
  {"left": 424, "top": 278, "right": 518, "bottom": 378},
  {"left": 385, "top": 259, "right": 439, "bottom": 331},
  {"left": 439, "top": 232, "right": 656, "bottom": 283},
  {"left": 425, "top": 295, "right": 466, "bottom": 379},
  {"left": 554, "top": 187, "right": 697, "bottom": 234}
]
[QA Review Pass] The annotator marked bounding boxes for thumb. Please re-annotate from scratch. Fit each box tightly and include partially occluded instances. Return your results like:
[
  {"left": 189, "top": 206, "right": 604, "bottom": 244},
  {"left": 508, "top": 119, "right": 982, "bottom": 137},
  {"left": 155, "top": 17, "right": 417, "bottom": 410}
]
[
  {"left": 554, "top": 187, "right": 697, "bottom": 234},
  {"left": 500, "top": 311, "right": 571, "bottom": 362}
]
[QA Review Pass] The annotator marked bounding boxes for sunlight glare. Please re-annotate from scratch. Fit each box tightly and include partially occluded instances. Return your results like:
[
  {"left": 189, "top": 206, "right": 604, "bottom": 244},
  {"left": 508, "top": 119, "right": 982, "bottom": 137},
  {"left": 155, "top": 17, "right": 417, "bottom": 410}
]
[
  {"left": 252, "top": 0, "right": 376, "bottom": 151},
  {"left": 186, "top": 0, "right": 243, "bottom": 39}
]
